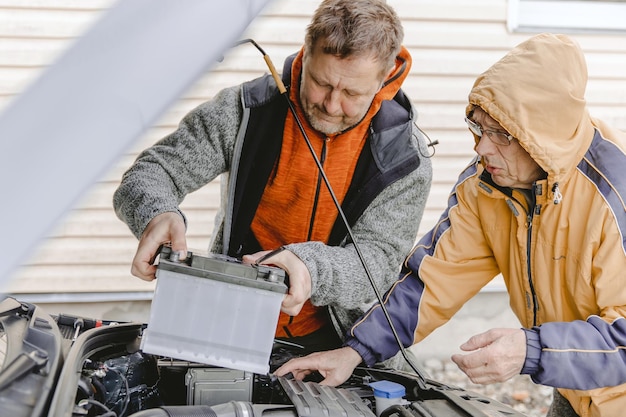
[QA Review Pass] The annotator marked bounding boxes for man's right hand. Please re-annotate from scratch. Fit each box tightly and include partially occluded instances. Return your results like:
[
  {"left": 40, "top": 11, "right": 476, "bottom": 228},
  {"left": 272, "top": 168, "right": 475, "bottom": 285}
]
[
  {"left": 131, "top": 212, "right": 187, "bottom": 281},
  {"left": 274, "top": 346, "right": 363, "bottom": 386}
]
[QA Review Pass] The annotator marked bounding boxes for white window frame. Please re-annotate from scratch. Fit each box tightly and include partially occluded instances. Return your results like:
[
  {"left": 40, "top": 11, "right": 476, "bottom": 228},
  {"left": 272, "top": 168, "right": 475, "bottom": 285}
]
[{"left": 508, "top": 0, "right": 626, "bottom": 34}]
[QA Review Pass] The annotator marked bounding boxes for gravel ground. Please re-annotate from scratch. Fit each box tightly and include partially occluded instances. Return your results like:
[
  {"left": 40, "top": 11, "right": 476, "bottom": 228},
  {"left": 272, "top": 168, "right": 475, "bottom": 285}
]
[{"left": 420, "top": 358, "right": 554, "bottom": 417}]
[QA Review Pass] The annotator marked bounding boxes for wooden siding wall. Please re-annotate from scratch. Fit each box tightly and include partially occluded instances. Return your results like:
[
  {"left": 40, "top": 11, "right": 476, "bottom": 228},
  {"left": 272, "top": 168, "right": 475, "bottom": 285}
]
[{"left": 3, "top": 0, "right": 626, "bottom": 298}]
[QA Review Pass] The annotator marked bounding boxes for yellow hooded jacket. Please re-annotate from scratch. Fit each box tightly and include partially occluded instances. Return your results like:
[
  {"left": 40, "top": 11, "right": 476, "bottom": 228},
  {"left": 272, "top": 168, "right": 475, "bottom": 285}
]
[{"left": 347, "top": 33, "right": 626, "bottom": 417}]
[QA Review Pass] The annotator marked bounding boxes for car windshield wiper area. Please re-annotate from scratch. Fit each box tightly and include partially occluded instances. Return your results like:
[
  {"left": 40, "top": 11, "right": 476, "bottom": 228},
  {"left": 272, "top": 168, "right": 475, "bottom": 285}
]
[{"left": 0, "top": 348, "right": 48, "bottom": 391}]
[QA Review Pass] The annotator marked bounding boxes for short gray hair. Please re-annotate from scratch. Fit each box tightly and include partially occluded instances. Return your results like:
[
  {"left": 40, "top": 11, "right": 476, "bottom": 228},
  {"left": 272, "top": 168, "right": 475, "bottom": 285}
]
[{"left": 305, "top": 0, "right": 404, "bottom": 75}]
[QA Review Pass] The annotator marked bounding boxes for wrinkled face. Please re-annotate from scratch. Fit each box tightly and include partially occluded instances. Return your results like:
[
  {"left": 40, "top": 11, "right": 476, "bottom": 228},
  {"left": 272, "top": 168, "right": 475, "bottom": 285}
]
[
  {"left": 472, "top": 108, "right": 544, "bottom": 189},
  {"left": 300, "top": 44, "right": 387, "bottom": 135}
]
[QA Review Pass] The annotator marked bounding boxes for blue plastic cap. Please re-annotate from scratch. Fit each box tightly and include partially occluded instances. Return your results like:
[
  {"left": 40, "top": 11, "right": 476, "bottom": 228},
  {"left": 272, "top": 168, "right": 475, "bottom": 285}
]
[{"left": 369, "top": 380, "right": 405, "bottom": 399}]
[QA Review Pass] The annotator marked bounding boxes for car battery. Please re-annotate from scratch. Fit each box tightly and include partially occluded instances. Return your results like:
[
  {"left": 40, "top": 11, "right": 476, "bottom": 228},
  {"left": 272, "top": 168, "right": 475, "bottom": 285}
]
[
  {"left": 185, "top": 367, "right": 253, "bottom": 406},
  {"left": 140, "top": 245, "right": 288, "bottom": 374}
]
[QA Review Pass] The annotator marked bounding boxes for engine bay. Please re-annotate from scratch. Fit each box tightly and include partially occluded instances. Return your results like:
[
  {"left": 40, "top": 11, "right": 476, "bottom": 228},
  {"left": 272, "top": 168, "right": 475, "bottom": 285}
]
[
  {"left": 0, "top": 297, "right": 528, "bottom": 417},
  {"left": 59, "top": 320, "right": 524, "bottom": 417}
]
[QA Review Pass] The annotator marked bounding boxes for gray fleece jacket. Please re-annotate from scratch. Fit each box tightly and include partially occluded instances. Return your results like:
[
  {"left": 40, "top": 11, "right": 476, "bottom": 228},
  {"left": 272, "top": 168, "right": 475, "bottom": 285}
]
[{"left": 113, "top": 57, "right": 433, "bottom": 339}]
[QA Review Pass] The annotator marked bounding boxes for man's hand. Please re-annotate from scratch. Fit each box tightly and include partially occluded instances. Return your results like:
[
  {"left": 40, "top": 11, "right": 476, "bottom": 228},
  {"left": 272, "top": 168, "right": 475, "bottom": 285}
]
[
  {"left": 451, "top": 328, "right": 526, "bottom": 385},
  {"left": 131, "top": 212, "right": 187, "bottom": 281},
  {"left": 243, "top": 249, "right": 311, "bottom": 316},
  {"left": 274, "top": 347, "right": 363, "bottom": 386}
]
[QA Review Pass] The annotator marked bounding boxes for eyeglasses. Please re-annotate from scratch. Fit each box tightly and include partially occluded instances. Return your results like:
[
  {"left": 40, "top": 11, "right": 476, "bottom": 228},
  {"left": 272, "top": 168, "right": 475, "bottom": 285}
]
[{"left": 465, "top": 117, "right": 514, "bottom": 146}]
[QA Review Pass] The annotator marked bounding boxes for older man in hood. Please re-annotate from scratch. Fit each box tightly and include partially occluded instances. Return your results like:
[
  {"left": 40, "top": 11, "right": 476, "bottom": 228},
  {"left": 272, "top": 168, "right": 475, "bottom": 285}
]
[{"left": 276, "top": 33, "right": 626, "bottom": 417}]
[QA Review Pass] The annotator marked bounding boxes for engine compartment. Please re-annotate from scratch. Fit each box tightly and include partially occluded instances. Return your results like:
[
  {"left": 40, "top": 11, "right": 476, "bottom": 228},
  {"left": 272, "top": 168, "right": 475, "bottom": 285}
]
[
  {"left": 0, "top": 297, "right": 529, "bottom": 417},
  {"left": 69, "top": 329, "right": 382, "bottom": 417},
  {"left": 57, "top": 321, "right": 526, "bottom": 417}
]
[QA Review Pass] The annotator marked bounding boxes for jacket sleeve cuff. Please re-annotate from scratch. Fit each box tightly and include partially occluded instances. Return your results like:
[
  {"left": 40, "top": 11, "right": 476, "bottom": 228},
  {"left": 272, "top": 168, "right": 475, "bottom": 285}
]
[
  {"left": 138, "top": 208, "right": 187, "bottom": 239},
  {"left": 520, "top": 327, "right": 541, "bottom": 375},
  {"left": 345, "top": 337, "right": 376, "bottom": 367}
]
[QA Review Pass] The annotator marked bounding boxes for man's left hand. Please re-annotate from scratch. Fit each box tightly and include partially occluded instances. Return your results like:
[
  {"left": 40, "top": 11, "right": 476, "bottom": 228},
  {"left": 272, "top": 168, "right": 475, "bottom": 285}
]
[
  {"left": 451, "top": 328, "right": 526, "bottom": 384},
  {"left": 243, "top": 249, "right": 312, "bottom": 316}
]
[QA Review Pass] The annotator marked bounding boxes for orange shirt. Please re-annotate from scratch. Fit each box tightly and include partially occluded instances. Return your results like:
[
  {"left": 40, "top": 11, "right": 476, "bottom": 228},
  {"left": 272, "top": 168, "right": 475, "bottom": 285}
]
[{"left": 250, "top": 47, "right": 411, "bottom": 337}]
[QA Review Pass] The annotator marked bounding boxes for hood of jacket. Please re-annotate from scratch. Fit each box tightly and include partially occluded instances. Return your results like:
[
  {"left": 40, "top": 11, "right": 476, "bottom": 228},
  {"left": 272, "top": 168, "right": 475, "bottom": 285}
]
[{"left": 466, "top": 33, "right": 596, "bottom": 199}]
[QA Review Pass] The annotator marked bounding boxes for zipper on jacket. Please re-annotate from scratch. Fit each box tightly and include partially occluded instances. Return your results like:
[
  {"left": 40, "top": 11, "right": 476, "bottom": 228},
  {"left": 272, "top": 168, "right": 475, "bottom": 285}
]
[
  {"left": 307, "top": 138, "right": 329, "bottom": 241},
  {"left": 525, "top": 210, "right": 539, "bottom": 326},
  {"left": 508, "top": 185, "right": 540, "bottom": 326},
  {"left": 526, "top": 183, "right": 544, "bottom": 326}
]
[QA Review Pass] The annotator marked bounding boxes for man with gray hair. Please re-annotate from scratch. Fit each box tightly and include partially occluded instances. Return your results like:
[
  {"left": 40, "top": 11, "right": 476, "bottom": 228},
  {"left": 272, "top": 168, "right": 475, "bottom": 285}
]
[{"left": 114, "top": 0, "right": 432, "bottom": 352}]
